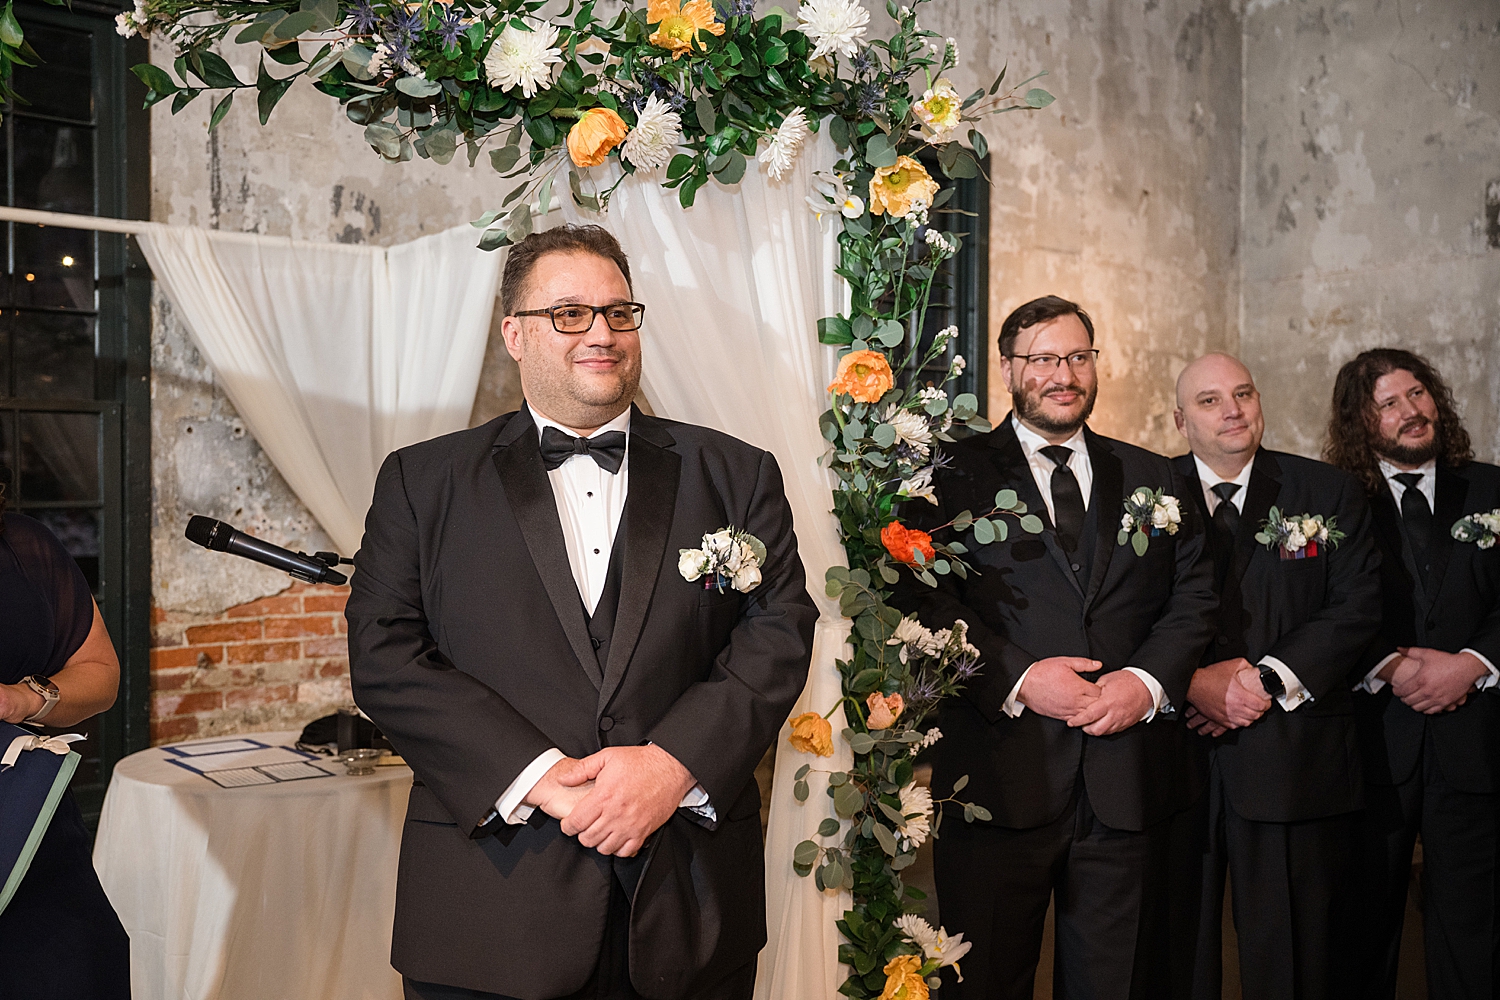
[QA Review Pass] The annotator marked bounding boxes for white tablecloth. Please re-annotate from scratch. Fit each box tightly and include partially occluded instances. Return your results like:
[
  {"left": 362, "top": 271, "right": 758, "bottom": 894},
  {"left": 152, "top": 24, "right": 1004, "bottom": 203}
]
[{"left": 94, "top": 731, "right": 411, "bottom": 1000}]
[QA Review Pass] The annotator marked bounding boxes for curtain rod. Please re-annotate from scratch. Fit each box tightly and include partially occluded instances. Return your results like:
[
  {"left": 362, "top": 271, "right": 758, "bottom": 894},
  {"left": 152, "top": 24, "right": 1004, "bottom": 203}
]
[{"left": 0, "top": 206, "right": 151, "bottom": 235}]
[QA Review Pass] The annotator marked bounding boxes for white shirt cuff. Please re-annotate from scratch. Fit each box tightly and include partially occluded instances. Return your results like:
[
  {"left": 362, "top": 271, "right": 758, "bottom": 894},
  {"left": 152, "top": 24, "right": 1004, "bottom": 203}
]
[
  {"left": 1358, "top": 652, "right": 1401, "bottom": 694},
  {"left": 494, "top": 747, "right": 566, "bottom": 825},
  {"left": 1463, "top": 648, "right": 1500, "bottom": 691},
  {"left": 1002, "top": 665, "right": 1034, "bottom": 718},
  {"left": 680, "top": 783, "right": 716, "bottom": 821},
  {"left": 1260, "top": 655, "right": 1313, "bottom": 710},
  {"left": 1122, "top": 667, "right": 1170, "bottom": 722}
]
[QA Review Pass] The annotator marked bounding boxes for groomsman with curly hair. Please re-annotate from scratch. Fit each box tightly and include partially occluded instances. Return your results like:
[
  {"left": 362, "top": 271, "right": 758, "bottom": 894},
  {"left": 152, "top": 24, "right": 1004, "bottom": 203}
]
[{"left": 1324, "top": 348, "right": 1500, "bottom": 1000}]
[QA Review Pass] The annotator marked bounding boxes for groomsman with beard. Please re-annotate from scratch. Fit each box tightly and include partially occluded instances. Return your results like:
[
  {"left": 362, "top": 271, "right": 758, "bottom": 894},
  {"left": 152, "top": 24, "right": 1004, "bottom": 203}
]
[
  {"left": 1171, "top": 353, "right": 1381, "bottom": 1000},
  {"left": 900, "top": 295, "right": 1218, "bottom": 1000},
  {"left": 1323, "top": 349, "right": 1500, "bottom": 1000}
]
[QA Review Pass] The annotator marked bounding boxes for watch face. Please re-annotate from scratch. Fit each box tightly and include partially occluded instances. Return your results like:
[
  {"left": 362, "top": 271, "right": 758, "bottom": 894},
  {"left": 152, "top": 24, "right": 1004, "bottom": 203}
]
[{"left": 1259, "top": 666, "right": 1285, "bottom": 697}]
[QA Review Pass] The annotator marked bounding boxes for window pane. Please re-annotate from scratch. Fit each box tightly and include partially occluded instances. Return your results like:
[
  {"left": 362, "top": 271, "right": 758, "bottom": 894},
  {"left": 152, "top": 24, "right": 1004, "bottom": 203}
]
[
  {"left": 14, "top": 226, "right": 94, "bottom": 311},
  {"left": 19, "top": 410, "right": 99, "bottom": 502},
  {"left": 10, "top": 23, "right": 94, "bottom": 123},
  {"left": 14, "top": 311, "right": 95, "bottom": 398},
  {"left": 0, "top": 411, "right": 13, "bottom": 500},
  {"left": 30, "top": 507, "right": 101, "bottom": 592},
  {"left": 13, "top": 120, "right": 94, "bottom": 215}
]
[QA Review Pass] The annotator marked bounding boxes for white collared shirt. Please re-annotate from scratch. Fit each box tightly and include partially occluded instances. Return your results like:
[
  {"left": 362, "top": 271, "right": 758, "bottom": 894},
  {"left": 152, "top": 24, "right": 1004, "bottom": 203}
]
[
  {"left": 1001, "top": 416, "right": 1170, "bottom": 724},
  {"left": 1192, "top": 452, "right": 1312, "bottom": 711}
]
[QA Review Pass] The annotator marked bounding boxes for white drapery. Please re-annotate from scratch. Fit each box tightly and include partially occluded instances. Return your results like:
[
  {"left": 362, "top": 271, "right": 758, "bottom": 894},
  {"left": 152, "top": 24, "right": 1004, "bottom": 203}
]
[
  {"left": 137, "top": 223, "right": 502, "bottom": 555},
  {"left": 563, "top": 135, "right": 853, "bottom": 999}
]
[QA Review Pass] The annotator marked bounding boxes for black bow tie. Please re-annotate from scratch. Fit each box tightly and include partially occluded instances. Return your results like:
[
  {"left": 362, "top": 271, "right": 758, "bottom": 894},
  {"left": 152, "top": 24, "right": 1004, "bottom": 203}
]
[{"left": 539, "top": 425, "right": 627, "bottom": 474}]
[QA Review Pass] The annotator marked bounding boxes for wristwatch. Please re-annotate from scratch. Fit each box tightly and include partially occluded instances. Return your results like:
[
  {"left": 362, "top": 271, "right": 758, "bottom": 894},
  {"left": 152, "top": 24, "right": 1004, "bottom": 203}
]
[
  {"left": 19, "top": 675, "right": 60, "bottom": 723},
  {"left": 1257, "top": 664, "right": 1286, "bottom": 701}
]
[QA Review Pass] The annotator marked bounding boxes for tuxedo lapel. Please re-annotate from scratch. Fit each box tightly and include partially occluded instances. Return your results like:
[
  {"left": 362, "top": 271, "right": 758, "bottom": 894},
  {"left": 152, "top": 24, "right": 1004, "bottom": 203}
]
[
  {"left": 598, "top": 410, "right": 681, "bottom": 710},
  {"left": 988, "top": 417, "right": 1083, "bottom": 600},
  {"left": 1232, "top": 450, "right": 1281, "bottom": 583},
  {"left": 491, "top": 407, "right": 604, "bottom": 689},
  {"left": 1424, "top": 466, "right": 1469, "bottom": 605},
  {"left": 1082, "top": 429, "right": 1121, "bottom": 608}
]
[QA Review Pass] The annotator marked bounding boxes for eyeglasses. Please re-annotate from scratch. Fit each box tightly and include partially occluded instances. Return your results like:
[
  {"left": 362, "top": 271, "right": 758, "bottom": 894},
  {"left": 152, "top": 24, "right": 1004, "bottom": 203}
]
[
  {"left": 511, "top": 302, "right": 646, "bottom": 333},
  {"left": 1005, "top": 349, "right": 1100, "bottom": 373}
]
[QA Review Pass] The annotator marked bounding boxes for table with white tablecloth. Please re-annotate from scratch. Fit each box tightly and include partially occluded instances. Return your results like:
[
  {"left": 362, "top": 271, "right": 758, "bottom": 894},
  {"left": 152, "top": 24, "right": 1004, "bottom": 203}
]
[{"left": 93, "top": 730, "right": 411, "bottom": 1000}]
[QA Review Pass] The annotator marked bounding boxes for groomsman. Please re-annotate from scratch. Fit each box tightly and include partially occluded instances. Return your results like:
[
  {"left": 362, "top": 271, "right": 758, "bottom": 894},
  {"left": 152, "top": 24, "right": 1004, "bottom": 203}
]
[
  {"left": 1324, "top": 348, "right": 1500, "bottom": 1000},
  {"left": 1172, "top": 353, "right": 1381, "bottom": 1000},
  {"left": 900, "top": 295, "right": 1217, "bottom": 1000}
]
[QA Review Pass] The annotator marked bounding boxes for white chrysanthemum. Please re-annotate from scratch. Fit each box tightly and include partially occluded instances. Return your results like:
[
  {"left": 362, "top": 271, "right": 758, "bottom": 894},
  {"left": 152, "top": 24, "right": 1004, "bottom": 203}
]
[
  {"left": 896, "top": 782, "right": 933, "bottom": 848},
  {"left": 678, "top": 548, "right": 709, "bottom": 582},
  {"left": 886, "top": 406, "right": 934, "bottom": 452},
  {"left": 888, "top": 617, "right": 933, "bottom": 663},
  {"left": 484, "top": 22, "right": 562, "bottom": 98},
  {"left": 797, "top": 0, "right": 870, "bottom": 60},
  {"left": 621, "top": 95, "right": 682, "bottom": 172},
  {"left": 758, "top": 108, "right": 811, "bottom": 181}
]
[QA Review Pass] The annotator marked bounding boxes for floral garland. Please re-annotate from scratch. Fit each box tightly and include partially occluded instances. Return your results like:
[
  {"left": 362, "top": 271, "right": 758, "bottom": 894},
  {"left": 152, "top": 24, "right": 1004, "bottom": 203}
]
[{"left": 117, "top": 1, "right": 1053, "bottom": 995}]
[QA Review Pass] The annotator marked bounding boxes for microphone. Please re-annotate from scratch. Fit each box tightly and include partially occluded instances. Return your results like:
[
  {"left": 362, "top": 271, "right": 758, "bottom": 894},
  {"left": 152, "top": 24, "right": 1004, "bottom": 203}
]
[{"left": 185, "top": 516, "right": 349, "bottom": 586}]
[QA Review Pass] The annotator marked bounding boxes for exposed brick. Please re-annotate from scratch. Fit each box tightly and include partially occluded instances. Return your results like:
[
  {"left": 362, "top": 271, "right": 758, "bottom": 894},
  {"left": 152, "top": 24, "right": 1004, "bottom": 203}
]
[
  {"left": 263, "top": 616, "right": 336, "bottom": 639},
  {"left": 225, "top": 594, "right": 303, "bottom": 618},
  {"left": 301, "top": 636, "right": 350, "bottom": 658},
  {"left": 226, "top": 641, "right": 302, "bottom": 665},
  {"left": 151, "top": 715, "right": 200, "bottom": 744},
  {"left": 319, "top": 660, "right": 350, "bottom": 678},
  {"left": 150, "top": 645, "right": 224, "bottom": 670},
  {"left": 302, "top": 592, "right": 349, "bottom": 613},
  {"left": 151, "top": 606, "right": 168, "bottom": 624},
  {"left": 184, "top": 620, "right": 262, "bottom": 644},
  {"left": 154, "top": 690, "right": 224, "bottom": 716},
  {"left": 152, "top": 668, "right": 196, "bottom": 693},
  {"left": 224, "top": 684, "right": 297, "bottom": 710}
]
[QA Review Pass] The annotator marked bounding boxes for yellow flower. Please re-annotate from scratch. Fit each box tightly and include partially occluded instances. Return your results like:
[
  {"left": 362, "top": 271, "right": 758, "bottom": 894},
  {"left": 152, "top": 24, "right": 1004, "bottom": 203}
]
[
  {"left": 828, "top": 349, "right": 895, "bottom": 403},
  {"left": 879, "top": 955, "right": 930, "bottom": 1000},
  {"left": 788, "top": 712, "right": 834, "bottom": 756},
  {"left": 869, "top": 156, "right": 941, "bottom": 219},
  {"left": 566, "top": 108, "right": 629, "bottom": 167},
  {"left": 648, "top": 0, "right": 725, "bottom": 59}
]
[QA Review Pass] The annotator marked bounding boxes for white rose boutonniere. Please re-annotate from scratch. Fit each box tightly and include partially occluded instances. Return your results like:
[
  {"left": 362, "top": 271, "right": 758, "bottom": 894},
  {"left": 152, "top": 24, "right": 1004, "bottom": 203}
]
[
  {"left": 1451, "top": 508, "right": 1500, "bottom": 550},
  {"left": 1255, "top": 506, "right": 1345, "bottom": 560},
  {"left": 1118, "top": 487, "right": 1182, "bottom": 556},
  {"left": 679, "top": 526, "right": 767, "bottom": 593}
]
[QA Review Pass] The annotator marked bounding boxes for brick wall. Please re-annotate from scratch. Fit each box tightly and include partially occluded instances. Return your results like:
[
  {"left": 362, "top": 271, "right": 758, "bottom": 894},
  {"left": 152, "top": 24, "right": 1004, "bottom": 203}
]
[{"left": 149, "top": 582, "right": 352, "bottom": 745}]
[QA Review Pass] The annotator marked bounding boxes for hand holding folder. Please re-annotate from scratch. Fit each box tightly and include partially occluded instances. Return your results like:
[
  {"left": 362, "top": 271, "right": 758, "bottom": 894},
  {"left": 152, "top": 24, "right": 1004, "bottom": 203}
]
[{"left": 0, "top": 720, "right": 85, "bottom": 915}]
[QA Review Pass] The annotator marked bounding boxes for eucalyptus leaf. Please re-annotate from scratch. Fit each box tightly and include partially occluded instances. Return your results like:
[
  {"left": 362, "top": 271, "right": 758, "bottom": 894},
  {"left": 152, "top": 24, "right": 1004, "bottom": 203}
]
[
  {"left": 952, "top": 773, "right": 969, "bottom": 793},
  {"left": 396, "top": 76, "right": 443, "bottom": 98},
  {"left": 973, "top": 518, "right": 995, "bottom": 544},
  {"left": 995, "top": 488, "right": 1018, "bottom": 510},
  {"left": 1132, "top": 531, "right": 1149, "bottom": 556},
  {"left": 793, "top": 839, "right": 821, "bottom": 866},
  {"left": 1026, "top": 87, "right": 1056, "bottom": 108},
  {"left": 794, "top": 779, "right": 810, "bottom": 801},
  {"left": 872, "top": 822, "right": 898, "bottom": 856},
  {"left": 1019, "top": 514, "right": 1044, "bottom": 534},
  {"left": 795, "top": 763, "right": 811, "bottom": 780}
]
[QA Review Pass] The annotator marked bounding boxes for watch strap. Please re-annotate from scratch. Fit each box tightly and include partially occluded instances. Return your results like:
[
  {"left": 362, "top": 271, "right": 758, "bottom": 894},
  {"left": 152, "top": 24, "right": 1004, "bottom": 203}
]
[
  {"left": 20, "top": 675, "right": 60, "bottom": 723},
  {"left": 1257, "top": 663, "right": 1286, "bottom": 700}
]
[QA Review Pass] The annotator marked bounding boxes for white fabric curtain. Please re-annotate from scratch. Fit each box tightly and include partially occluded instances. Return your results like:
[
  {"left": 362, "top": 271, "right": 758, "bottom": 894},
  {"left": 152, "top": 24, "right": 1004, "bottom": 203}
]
[
  {"left": 137, "top": 223, "right": 501, "bottom": 555},
  {"left": 563, "top": 134, "right": 852, "bottom": 999}
]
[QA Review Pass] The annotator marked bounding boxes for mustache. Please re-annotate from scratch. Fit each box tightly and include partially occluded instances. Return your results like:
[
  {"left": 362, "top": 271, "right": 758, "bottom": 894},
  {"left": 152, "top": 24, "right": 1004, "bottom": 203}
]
[
  {"left": 1398, "top": 415, "right": 1430, "bottom": 435},
  {"left": 569, "top": 349, "right": 630, "bottom": 363},
  {"left": 1041, "top": 382, "right": 1087, "bottom": 397}
]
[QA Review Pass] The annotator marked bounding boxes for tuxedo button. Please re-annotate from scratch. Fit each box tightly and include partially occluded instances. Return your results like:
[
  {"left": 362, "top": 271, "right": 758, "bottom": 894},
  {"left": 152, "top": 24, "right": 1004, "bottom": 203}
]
[
  {"left": 1071, "top": 563, "right": 1082, "bottom": 572},
  {"left": 590, "top": 636, "right": 602, "bottom": 650},
  {"left": 1083, "top": 614, "right": 1093, "bottom": 627},
  {"left": 1218, "top": 636, "right": 1230, "bottom": 646},
  {"left": 1426, "top": 618, "right": 1437, "bottom": 630},
  {"left": 598, "top": 715, "right": 615, "bottom": 732}
]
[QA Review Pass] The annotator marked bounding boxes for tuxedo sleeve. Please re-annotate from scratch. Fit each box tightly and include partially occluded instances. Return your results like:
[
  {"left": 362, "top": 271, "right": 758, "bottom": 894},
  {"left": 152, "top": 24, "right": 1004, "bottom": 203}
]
[
  {"left": 1121, "top": 462, "right": 1219, "bottom": 712},
  {"left": 347, "top": 450, "right": 556, "bottom": 835},
  {"left": 645, "top": 451, "right": 817, "bottom": 811},
  {"left": 1262, "top": 476, "right": 1383, "bottom": 701}
]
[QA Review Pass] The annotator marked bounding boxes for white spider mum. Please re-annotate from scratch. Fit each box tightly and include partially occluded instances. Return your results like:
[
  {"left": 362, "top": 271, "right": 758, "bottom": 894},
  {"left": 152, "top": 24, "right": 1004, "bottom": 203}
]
[
  {"left": 896, "top": 782, "right": 933, "bottom": 849},
  {"left": 621, "top": 95, "right": 683, "bottom": 172},
  {"left": 758, "top": 107, "right": 811, "bottom": 181},
  {"left": 483, "top": 22, "right": 562, "bottom": 99},
  {"left": 886, "top": 406, "right": 934, "bottom": 455},
  {"left": 797, "top": 0, "right": 870, "bottom": 61}
]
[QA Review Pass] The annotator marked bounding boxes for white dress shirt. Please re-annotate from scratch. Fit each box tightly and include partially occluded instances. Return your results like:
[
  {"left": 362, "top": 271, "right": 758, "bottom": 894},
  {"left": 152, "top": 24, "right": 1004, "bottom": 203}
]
[
  {"left": 1356, "top": 458, "right": 1499, "bottom": 694},
  {"left": 1192, "top": 454, "right": 1312, "bottom": 711},
  {"left": 493, "top": 405, "right": 713, "bottom": 825},
  {"left": 1001, "top": 416, "right": 1170, "bottom": 722}
]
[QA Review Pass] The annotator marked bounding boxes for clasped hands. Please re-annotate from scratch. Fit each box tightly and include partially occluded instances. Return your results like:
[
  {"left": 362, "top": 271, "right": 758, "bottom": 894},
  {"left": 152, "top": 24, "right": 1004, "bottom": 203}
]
[
  {"left": 1185, "top": 658, "right": 1273, "bottom": 738},
  {"left": 1017, "top": 656, "right": 1154, "bottom": 736},
  {"left": 1379, "top": 647, "right": 1487, "bottom": 715},
  {"left": 522, "top": 744, "right": 697, "bottom": 858}
]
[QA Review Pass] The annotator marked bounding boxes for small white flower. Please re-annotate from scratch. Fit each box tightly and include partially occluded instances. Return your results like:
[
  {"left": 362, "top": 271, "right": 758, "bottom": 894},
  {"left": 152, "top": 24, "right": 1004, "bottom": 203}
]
[
  {"left": 484, "top": 21, "right": 563, "bottom": 99},
  {"left": 621, "top": 94, "right": 683, "bottom": 172},
  {"left": 114, "top": 13, "right": 138, "bottom": 37},
  {"left": 807, "top": 170, "right": 864, "bottom": 221},
  {"left": 1285, "top": 526, "right": 1307, "bottom": 552},
  {"left": 919, "top": 727, "right": 942, "bottom": 749},
  {"left": 796, "top": 0, "right": 870, "bottom": 61},
  {"left": 1133, "top": 489, "right": 1152, "bottom": 505},
  {"left": 1121, "top": 512, "right": 1136, "bottom": 531},
  {"left": 678, "top": 548, "right": 709, "bottom": 582},
  {"left": 1480, "top": 536, "right": 1495, "bottom": 550},
  {"left": 367, "top": 41, "right": 390, "bottom": 76},
  {"left": 758, "top": 108, "right": 811, "bottom": 181},
  {"left": 932, "top": 325, "right": 958, "bottom": 349},
  {"left": 945, "top": 37, "right": 959, "bottom": 67},
  {"left": 840, "top": 194, "right": 865, "bottom": 218},
  {"left": 1150, "top": 506, "right": 1172, "bottom": 530},
  {"left": 899, "top": 5, "right": 911, "bottom": 16},
  {"left": 731, "top": 563, "right": 762, "bottom": 593},
  {"left": 896, "top": 782, "right": 933, "bottom": 848},
  {"left": 951, "top": 354, "right": 967, "bottom": 377},
  {"left": 899, "top": 468, "right": 938, "bottom": 505}
]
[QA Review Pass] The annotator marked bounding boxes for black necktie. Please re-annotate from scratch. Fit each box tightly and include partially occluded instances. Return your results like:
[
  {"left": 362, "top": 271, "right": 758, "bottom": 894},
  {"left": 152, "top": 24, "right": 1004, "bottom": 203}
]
[
  {"left": 539, "top": 425, "right": 627, "bottom": 473},
  {"left": 1041, "top": 445, "right": 1086, "bottom": 553},
  {"left": 1210, "top": 482, "right": 1241, "bottom": 587},
  {"left": 1395, "top": 472, "right": 1432, "bottom": 582}
]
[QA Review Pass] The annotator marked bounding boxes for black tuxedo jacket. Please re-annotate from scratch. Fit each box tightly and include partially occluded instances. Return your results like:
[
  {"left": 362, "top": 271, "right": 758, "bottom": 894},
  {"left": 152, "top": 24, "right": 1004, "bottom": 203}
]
[
  {"left": 1175, "top": 449, "right": 1382, "bottom": 822},
  {"left": 1355, "top": 460, "right": 1500, "bottom": 793},
  {"left": 900, "top": 417, "right": 1218, "bottom": 832},
  {"left": 345, "top": 406, "right": 817, "bottom": 1000}
]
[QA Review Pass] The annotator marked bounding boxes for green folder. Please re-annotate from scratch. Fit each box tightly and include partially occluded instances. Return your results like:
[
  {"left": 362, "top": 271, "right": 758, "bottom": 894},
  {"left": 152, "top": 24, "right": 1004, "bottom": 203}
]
[{"left": 0, "top": 721, "right": 81, "bottom": 916}]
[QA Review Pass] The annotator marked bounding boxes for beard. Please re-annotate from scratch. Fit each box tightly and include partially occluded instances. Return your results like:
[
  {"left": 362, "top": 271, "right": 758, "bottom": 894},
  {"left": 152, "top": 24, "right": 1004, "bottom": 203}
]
[
  {"left": 1371, "top": 413, "right": 1442, "bottom": 466},
  {"left": 1014, "top": 379, "right": 1098, "bottom": 436}
]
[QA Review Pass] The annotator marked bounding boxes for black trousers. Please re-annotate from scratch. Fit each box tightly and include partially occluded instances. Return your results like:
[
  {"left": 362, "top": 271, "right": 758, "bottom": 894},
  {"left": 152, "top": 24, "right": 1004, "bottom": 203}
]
[
  {"left": 1188, "top": 757, "right": 1358, "bottom": 1000},
  {"left": 1355, "top": 727, "right": 1498, "bottom": 1000},
  {"left": 932, "top": 782, "right": 1172, "bottom": 1000},
  {"left": 403, "top": 874, "right": 755, "bottom": 1000}
]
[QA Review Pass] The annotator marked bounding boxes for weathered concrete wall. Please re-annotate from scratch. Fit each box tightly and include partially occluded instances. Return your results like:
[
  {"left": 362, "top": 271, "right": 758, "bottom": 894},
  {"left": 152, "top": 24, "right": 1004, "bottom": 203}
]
[
  {"left": 905, "top": 0, "right": 1244, "bottom": 453},
  {"left": 1240, "top": 0, "right": 1500, "bottom": 461}
]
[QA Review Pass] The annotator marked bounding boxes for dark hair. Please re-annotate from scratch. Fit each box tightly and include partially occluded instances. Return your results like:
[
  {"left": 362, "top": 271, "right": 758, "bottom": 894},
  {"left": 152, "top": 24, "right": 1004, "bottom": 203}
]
[
  {"left": 499, "top": 224, "right": 633, "bottom": 316},
  {"left": 998, "top": 295, "right": 1095, "bottom": 357},
  {"left": 1323, "top": 348, "right": 1473, "bottom": 494}
]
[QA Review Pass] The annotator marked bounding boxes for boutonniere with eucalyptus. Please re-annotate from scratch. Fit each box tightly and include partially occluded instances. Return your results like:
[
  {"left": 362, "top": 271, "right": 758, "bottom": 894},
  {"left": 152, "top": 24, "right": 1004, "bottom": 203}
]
[
  {"left": 1118, "top": 488, "right": 1182, "bottom": 555},
  {"left": 1451, "top": 509, "right": 1500, "bottom": 550},
  {"left": 679, "top": 527, "right": 766, "bottom": 593},
  {"left": 1255, "top": 507, "right": 1345, "bottom": 560}
]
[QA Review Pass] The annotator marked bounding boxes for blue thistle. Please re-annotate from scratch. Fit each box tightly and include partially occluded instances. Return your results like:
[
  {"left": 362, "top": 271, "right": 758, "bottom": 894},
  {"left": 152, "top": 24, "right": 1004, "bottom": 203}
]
[
  {"left": 436, "top": 8, "right": 464, "bottom": 48},
  {"left": 349, "top": 0, "right": 379, "bottom": 35},
  {"left": 727, "top": 0, "right": 757, "bottom": 15},
  {"left": 854, "top": 83, "right": 884, "bottom": 116},
  {"left": 851, "top": 47, "right": 878, "bottom": 78},
  {"left": 386, "top": 7, "right": 424, "bottom": 40},
  {"left": 384, "top": 31, "right": 413, "bottom": 68}
]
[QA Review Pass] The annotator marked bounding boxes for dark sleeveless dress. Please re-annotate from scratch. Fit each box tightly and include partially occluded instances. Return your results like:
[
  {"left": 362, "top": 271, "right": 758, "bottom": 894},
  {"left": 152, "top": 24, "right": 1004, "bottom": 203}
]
[{"left": 0, "top": 512, "right": 131, "bottom": 998}]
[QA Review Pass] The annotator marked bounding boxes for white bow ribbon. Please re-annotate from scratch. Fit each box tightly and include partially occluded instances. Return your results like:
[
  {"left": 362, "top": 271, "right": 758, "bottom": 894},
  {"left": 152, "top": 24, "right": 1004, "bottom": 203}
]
[{"left": 1, "top": 732, "right": 85, "bottom": 770}]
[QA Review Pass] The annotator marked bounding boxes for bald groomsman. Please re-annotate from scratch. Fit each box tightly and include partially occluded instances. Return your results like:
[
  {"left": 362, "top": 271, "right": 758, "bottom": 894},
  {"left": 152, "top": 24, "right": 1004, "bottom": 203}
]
[
  {"left": 1325, "top": 348, "right": 1500, "bottom": 1000},
  {"left": 1172, "top": 354, "right": 1381, "bottom": 1000}
]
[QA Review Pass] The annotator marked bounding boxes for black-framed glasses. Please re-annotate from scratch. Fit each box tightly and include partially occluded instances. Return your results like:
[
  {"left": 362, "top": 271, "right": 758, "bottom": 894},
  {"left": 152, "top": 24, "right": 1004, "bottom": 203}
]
[
  {"left": 511, "top": 302, "right": 646, "bottom": 333},
  {"left": 1005, "top": 349, "right": 1100, "bottom": 373}
]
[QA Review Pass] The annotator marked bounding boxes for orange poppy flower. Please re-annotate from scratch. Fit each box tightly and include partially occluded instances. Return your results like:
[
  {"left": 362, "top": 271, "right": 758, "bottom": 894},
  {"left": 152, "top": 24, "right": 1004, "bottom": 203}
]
[
  {"left": 647, "top": 0, "right": 725, "bottom": 59},
  {"left": 828, "top": 349, "right": 894, "bottom": 403},
  {"left": 566, "top": 107, "right": 629, "bottom": 167}
]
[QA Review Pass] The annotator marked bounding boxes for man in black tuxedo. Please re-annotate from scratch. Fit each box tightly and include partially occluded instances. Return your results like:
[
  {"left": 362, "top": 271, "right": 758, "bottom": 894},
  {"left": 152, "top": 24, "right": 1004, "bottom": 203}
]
[
  {"left": 1324, "top": 348, "right": 1500, "bottom": 1000},
  {"left": 1171, "top": 353, "right": 1381, "bottom": 1000},
  {"left": 346, "top": 225, "right": 817, "bottom": 1000},
  {"left": 900, "top": 295, "right": 1218, "bottom": 1000}
]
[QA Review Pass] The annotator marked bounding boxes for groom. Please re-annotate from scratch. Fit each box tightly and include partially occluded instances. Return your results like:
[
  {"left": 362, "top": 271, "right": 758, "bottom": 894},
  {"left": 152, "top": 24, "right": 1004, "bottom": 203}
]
[{"left": 346, "top": 225, "right": 816, "bottom": 1000}]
